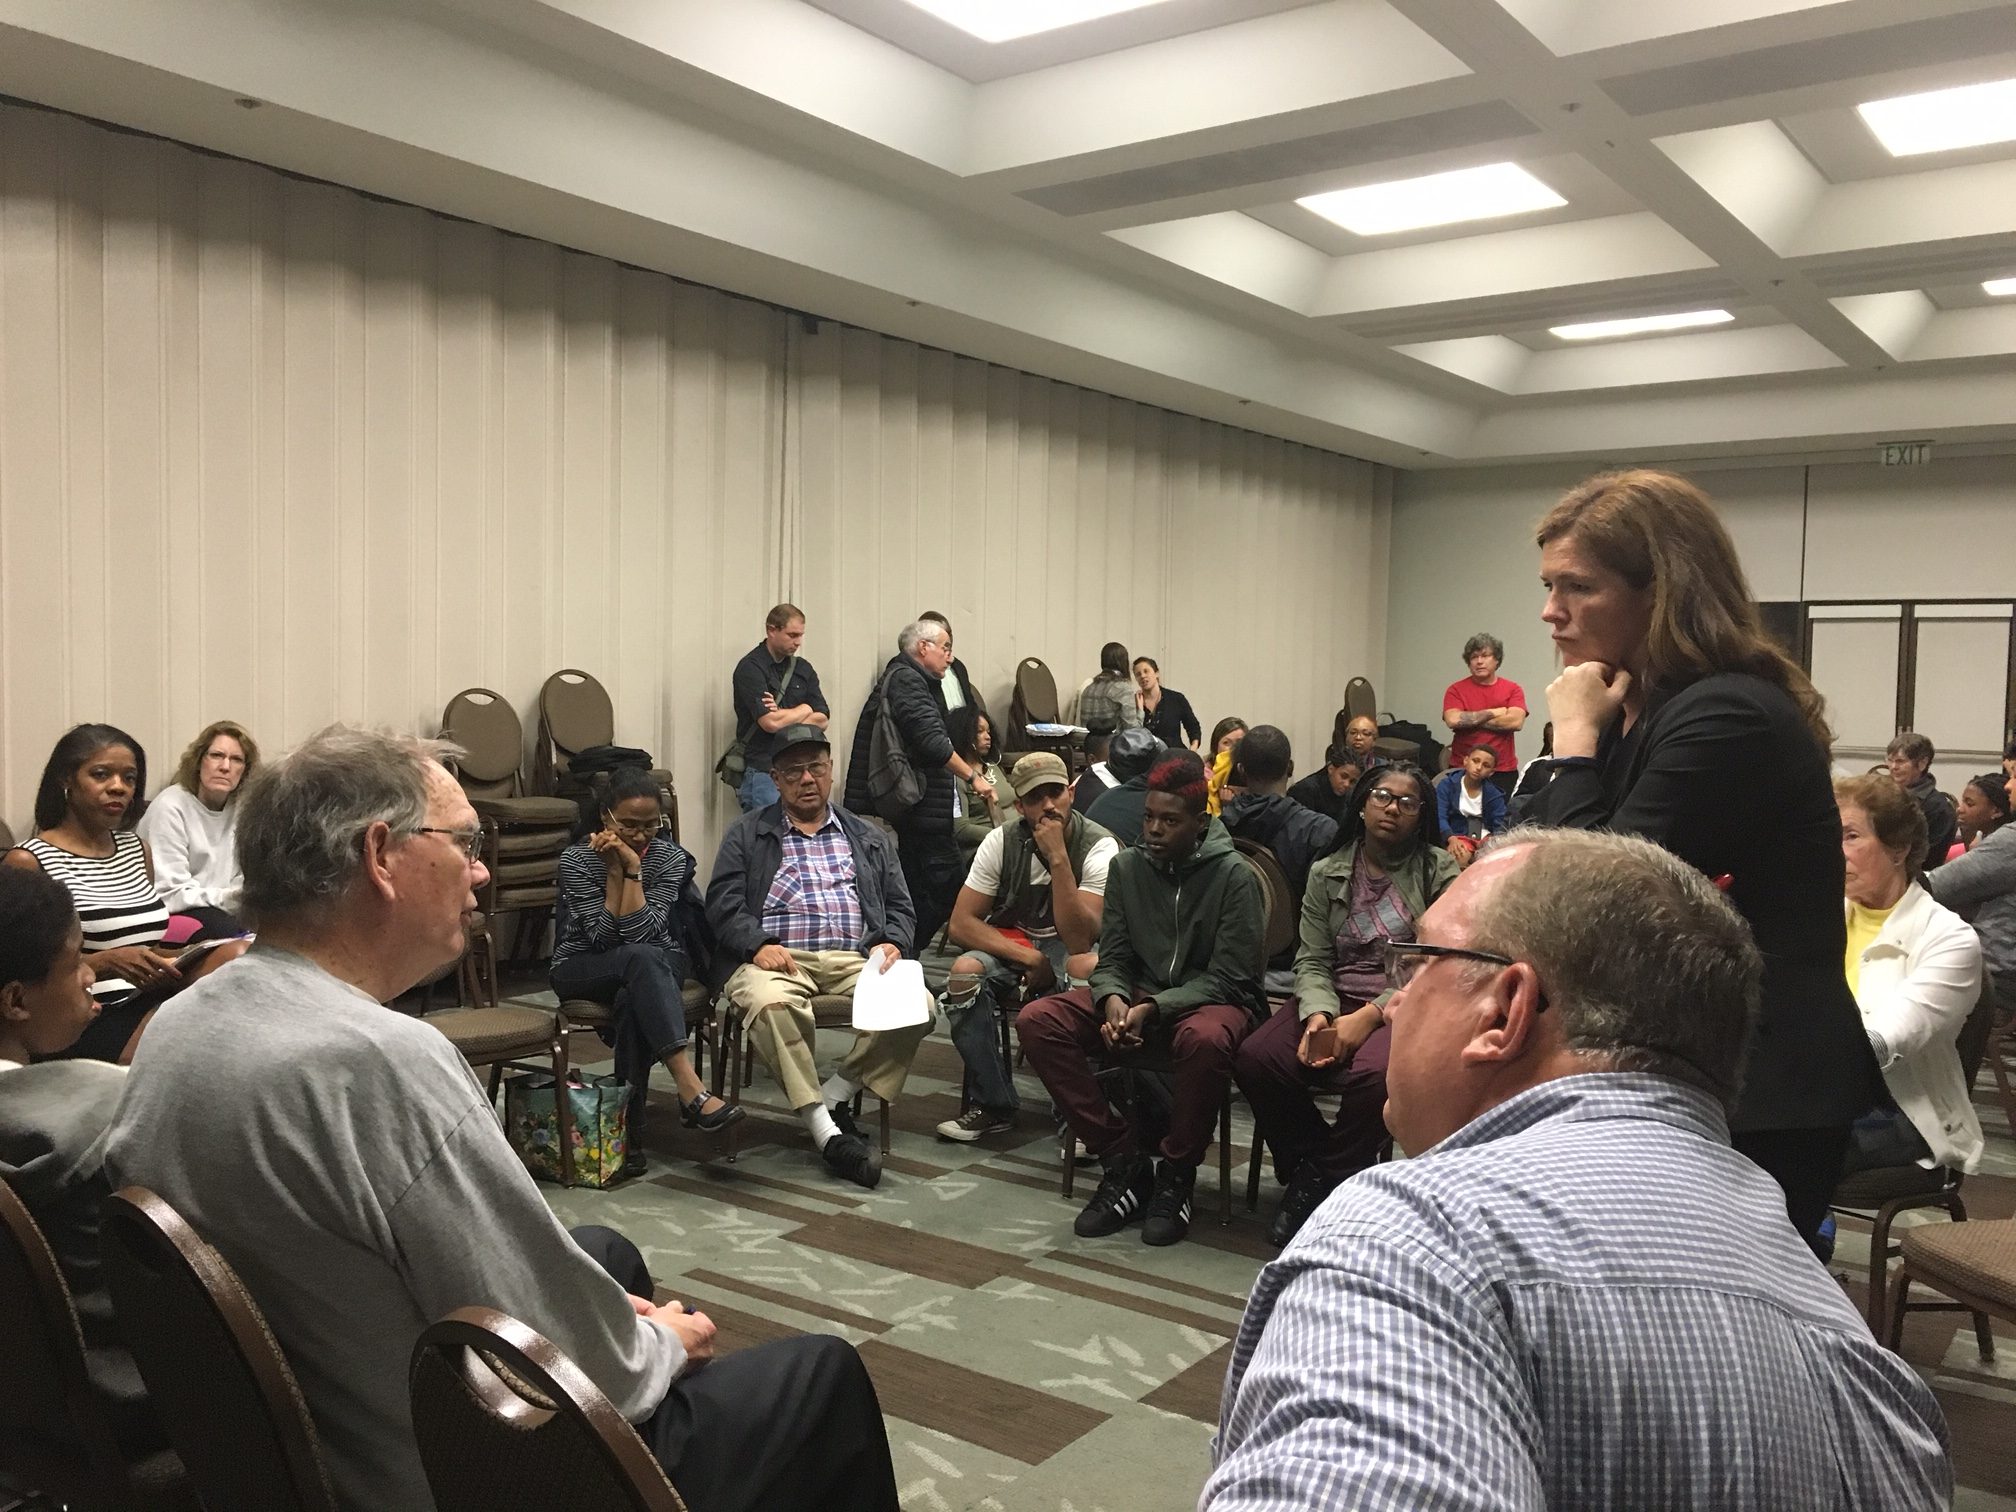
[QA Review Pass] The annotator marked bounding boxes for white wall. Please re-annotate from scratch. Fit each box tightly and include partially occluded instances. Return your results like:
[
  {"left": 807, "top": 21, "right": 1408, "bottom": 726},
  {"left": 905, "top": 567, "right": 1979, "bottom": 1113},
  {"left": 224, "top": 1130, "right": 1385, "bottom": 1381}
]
[
  {"left": 1386, "top": 453, "right": 2016, "bottom": 764},
  {"left": 0, "top": 102, "right": 1388, "bottom": 866}
]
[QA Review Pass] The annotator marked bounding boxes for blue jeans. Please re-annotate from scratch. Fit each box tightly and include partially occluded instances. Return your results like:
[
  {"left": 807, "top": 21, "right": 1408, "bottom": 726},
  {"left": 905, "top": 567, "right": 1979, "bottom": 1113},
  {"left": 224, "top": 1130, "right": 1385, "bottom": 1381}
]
[
  {"left": 737, "top": 768, "right": 780, "bottom": 812},
  {"left": 944, "top": 937, "right": 1071, "bottom": 1114}
]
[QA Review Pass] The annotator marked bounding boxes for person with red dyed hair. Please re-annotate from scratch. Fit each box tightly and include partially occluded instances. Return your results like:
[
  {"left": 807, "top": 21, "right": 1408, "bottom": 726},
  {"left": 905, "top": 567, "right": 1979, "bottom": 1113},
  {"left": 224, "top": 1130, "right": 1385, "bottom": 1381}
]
[{"left": 1017, "top": 750, "right": 1265, "bottom": 1248}]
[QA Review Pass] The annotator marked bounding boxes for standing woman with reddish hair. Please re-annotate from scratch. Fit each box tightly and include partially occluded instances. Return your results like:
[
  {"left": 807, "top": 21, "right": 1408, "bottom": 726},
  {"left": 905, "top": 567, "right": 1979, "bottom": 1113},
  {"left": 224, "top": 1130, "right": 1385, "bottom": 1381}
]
[{"left": 1524, "top": 469, "right": 1878, "bottom": 1252}]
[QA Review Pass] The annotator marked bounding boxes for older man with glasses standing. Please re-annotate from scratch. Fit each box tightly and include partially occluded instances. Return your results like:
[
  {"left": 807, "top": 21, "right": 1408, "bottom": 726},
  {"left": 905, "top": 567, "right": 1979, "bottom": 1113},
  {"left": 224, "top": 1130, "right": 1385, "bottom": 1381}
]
[
  {"left": 1204, "top": 830, "right": 1951, "bottom": 1512},
  {"left": 708, "top": 724, "right": 934, "bottom": 1189},
  {"left": 106, "top": 725, "right": 900, "bottom": 1512}
]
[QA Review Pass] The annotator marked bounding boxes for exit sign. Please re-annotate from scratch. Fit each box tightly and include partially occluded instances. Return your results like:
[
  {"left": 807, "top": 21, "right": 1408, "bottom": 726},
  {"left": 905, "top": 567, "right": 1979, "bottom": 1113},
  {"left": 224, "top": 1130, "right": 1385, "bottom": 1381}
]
[{"left": 1878, "top": 440, "right": 1933, "bottom": 466}]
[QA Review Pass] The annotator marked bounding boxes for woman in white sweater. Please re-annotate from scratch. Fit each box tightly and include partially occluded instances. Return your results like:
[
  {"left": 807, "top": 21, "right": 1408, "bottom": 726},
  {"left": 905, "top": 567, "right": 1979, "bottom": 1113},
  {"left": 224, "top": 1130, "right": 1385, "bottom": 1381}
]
[
  {"left": 137, "top": 720, "right": 258, "bottom": 929},
  {"left": 1836, "top": 773, "right": 1985, "bottom": 1177}
]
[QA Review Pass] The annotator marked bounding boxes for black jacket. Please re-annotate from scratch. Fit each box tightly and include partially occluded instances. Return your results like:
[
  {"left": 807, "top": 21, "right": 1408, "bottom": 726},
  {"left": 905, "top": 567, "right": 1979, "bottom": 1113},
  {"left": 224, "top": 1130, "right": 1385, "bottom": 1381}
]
[
  {"left": 844, "top": 654, "right": 956, "bottom": 834},
  {"left": 1524, "top": 672, "right": 1881, "bottom": 1134},
  {"left": 1906, "top": 775, "right": 1958, "bottom": 870},
  {"left": 1085, "top": 777, "right": 1148, "bottom": 846},
  {"left": 1141, "top": 688, "right": 1201, "bottom": 749},
  {"left": 1219, "top": 791, "right": 1339, "bottom": 904},
  {"left": 702, "top": 801, "right": 915, "bottom": 987},
  {"left": 1286, "top": 769, "right": 1351, "bottom": 826}
]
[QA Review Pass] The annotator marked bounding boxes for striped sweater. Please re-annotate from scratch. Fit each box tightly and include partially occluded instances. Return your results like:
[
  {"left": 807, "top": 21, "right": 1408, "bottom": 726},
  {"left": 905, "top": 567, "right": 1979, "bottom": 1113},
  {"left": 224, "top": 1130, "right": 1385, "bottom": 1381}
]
[
  {"left": 549, "top": 834, "right": 695, "bottom": 969},
  {"left": 19, "top": 832, "right": 169, "bottom": 1001}
]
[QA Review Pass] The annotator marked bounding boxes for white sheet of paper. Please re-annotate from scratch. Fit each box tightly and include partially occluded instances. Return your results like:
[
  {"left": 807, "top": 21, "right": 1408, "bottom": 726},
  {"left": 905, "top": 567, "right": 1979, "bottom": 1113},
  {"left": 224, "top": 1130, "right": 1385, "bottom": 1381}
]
[{"left": 851, "top": 956, "right": 931, "bottom": 1031}]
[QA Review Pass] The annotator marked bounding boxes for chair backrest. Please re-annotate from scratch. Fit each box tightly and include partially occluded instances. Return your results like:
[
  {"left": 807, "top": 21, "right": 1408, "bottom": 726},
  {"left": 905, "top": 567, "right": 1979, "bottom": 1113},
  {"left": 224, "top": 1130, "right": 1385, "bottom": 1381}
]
[
  {"left": 99, "top": 1188, "right": 338, "bottom": 1512},
  {"left": 1343, "top": 676, "right": 1377, "bottom": 723},
  {"left": 410, "top": 1308, "right": 685, "bottom": 1512},
  {"left": 0, "top": 814, "right": 15, "bottom": 848},
  {"left": 540, "top": 670, "right": 616, "bottom": 758},
  {"left": 1232, "top": 841, "right": 1298, "bottom": 965},
  {"left": 442, "top": 689, "right": 528, "bottom": 797},
  {"left": 1332, "top": 679, "right": 1378, "bottom": 750},
  {"left": 0, "top": 1175, "right": 129, "bottom": 1482},
  {"left": 1016, "top": 658, "right": 1059, "bottom": 726}
]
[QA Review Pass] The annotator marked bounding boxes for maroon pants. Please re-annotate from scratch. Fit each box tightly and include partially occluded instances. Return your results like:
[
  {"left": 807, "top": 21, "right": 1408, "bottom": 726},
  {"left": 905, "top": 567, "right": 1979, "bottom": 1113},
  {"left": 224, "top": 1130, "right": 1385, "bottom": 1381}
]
[
  {"left": 1232, "top": 1004, "right": 1391, "bottom": 1185},
  {"left": 1016, "top": 988, "right": 1250, "bottom": 1166}
]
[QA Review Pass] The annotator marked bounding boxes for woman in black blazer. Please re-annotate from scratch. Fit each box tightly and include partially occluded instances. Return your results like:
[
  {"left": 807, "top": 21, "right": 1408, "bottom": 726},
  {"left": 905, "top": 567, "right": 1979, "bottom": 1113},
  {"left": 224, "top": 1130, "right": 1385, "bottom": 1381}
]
[{"left": 1524, "top": 469, "right": 1879, "bottom": 1252}]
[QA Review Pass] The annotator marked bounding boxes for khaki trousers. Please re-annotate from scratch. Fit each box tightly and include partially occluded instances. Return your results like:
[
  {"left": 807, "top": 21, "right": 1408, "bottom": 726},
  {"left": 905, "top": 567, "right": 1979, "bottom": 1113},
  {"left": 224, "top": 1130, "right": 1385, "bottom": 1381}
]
[{"left": 725, "top": 950, "right": 933, "bottom": 1111}]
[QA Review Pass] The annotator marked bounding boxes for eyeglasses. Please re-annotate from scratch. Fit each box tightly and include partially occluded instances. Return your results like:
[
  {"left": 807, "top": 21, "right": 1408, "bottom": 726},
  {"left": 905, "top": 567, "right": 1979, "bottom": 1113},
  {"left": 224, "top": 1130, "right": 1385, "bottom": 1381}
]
[
  {"left": 1365, "top": 787, "right": 1423, "bottom": 814},
  {"left": 203, "top": 751, "right": 248, "bottom": 768},
  {"left": 413, "top": 826, "right": 485, "bottom": 861},
  {"left": 1383, "top": 940, "right": 1519, "bottom": 994},
  {"left": 607, "top": 817, "right": 667, "bottom": 839},
  {"left": 775, "top": 760, "right": 832, "bottom": 783}
]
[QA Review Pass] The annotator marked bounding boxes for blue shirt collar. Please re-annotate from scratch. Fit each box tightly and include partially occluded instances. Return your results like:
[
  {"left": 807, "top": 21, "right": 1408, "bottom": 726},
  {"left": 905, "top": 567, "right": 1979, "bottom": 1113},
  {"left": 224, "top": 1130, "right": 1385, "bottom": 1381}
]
[{"left": 1430, "top": 1072, "right": 1732, "bottom": 1159}]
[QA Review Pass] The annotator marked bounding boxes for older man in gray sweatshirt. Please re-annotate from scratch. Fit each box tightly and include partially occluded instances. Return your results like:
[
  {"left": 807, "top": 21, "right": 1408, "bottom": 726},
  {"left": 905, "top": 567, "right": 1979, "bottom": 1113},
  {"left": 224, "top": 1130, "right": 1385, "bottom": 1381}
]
[{"left": 105, "top": 726, "right": 897, "bottom": 1512}]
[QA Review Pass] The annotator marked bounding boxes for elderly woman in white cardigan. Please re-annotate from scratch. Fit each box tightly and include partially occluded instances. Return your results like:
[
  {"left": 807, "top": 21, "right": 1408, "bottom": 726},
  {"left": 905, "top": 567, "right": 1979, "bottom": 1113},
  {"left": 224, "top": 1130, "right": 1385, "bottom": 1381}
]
[{"left": 1836, "top": 773, "right": 1985, "bottom": 1178}]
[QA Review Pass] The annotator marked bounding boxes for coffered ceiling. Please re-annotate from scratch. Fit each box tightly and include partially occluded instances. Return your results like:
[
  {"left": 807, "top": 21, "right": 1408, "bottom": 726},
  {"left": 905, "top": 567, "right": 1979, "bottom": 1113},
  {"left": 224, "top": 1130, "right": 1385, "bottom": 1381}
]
[{"left": 2, "top": 0, "right": 2013, "bottom": 465}]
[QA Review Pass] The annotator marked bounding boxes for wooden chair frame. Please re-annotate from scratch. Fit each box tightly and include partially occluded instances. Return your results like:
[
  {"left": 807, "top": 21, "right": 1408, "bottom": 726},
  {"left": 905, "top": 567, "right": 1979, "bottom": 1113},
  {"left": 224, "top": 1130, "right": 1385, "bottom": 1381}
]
[
  {"left": 410, "top": 1308, "right": 687, "bottom": 1512},
  {"left": 99, "top": 1187, "right": 335, "bottom": 1512},
  {"left": 0, "top": 1178, "right": 193, "bottom": 1512}
]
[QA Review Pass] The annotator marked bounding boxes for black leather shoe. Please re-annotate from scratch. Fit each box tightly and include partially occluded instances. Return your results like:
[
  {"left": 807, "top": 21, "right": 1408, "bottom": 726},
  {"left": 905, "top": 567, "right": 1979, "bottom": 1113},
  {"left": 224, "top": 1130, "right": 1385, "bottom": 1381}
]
[
  {"left": 821, "top": 1131, "right": 882, "bottom": 1189},
  {"left": 830, "top": 1098, "right": 865, "bottom": 1142},
  {"left": 1267, "top": 1165, "right": 1338, "bottom": 1248},
  {"left": 681, "top": 1093, "right": 746, "bottom": 1132}
]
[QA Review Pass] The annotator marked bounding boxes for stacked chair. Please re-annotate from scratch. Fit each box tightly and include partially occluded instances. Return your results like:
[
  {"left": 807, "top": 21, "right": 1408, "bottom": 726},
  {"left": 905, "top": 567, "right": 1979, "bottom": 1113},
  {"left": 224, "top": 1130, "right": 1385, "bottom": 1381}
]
[
  {"left": 533, "top": 669, "right": 676, "bottom": 836},
  {"left": 440, "top": 688, "right": 579, "bottom": 973}
]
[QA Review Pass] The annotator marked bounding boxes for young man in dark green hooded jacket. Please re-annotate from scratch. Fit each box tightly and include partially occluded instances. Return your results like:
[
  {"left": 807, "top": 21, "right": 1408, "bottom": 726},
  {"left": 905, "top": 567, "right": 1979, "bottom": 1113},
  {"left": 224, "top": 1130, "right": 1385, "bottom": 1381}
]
[{"left": 1017, "top": 749, "right": 1264, "bottom": 1248}]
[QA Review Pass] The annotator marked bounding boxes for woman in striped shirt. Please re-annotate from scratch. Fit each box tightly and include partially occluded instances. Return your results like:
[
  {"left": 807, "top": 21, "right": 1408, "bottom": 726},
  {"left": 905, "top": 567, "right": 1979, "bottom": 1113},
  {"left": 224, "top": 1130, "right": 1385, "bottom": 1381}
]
[
  {"left": 3, "top": 724, "right": 246, "bottom": 1063},
  {"left": 550, "top": 771, "right": 744, "bottom": 1162}
]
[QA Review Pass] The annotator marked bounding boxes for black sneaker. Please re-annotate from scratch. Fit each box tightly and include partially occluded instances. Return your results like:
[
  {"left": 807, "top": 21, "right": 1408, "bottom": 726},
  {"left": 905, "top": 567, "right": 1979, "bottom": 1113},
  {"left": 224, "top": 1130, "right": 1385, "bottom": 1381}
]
[
  {"left": 1073, "top": 1153, "right": 1153, "bottom": 1238},
  {"left": 1141, "top": 1160, "right": 1196, "bottom": 1247},
  {"left": 820, "top": 1131, "right": 882, "bottom": 1189},
  {"left": 1267, "top": 1164, "right": 1337, "bottom": 1248},
  {"left": 830, "top": 1099, "right": 865, "bottom": 1142}
]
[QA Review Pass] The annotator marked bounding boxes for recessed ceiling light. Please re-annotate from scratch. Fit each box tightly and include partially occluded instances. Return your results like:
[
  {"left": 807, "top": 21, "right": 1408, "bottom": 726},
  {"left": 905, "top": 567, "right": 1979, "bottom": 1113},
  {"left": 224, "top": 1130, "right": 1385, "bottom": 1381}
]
[
  {"left": 1296, "top": 163, "right": 1566, "bottom": 237},
  {"left": 1985, "top": 276, "right": 2016, "bottom": 297},
  {"left": 897, "top": 0, "right": 1173, "bottom": 43},
  {"left": 1550, "top": 309, "right": 1736, "bottom": 341},
  {"left": 1856, "top": 76, "right": 2016, "bottom": 157}
]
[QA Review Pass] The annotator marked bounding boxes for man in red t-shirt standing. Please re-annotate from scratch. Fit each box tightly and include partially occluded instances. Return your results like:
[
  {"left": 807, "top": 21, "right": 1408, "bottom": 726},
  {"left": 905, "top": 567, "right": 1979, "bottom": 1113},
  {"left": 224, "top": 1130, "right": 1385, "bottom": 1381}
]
[{"left": 1442, "top": 632, "right": 1526, "bottom": 800}]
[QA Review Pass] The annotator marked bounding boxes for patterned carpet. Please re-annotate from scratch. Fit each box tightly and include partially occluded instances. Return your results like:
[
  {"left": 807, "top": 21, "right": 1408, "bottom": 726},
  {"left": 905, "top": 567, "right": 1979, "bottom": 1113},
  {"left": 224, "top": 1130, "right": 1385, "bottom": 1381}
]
[{"left": 512, "top": 970, "right": 2016, "bottom": 1512}]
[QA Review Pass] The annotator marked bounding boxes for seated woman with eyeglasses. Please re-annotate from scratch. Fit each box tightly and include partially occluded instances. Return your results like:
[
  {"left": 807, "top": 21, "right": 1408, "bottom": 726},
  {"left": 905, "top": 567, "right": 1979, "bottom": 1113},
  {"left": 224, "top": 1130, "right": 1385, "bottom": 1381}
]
[
  {"left": 550, "top": 772, "right": 744, "bottom": 1173},
  {"left": 1231, "top": 763, "right": 1457, "bottom": 1247}
]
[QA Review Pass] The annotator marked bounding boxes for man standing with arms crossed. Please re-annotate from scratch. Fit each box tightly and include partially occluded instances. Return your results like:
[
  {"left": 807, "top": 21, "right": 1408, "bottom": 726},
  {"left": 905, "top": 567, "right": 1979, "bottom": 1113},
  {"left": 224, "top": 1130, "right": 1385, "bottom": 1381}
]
[{"left": 730, "top": 603, "right": 830, "bottom": 813}]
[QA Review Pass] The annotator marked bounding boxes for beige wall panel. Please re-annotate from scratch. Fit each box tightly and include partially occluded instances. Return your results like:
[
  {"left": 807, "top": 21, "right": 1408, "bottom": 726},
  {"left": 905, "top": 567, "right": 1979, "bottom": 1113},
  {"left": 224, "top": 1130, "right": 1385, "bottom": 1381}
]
[{"left": 0, "top": 100, "right": 1383, "bottom": 873}]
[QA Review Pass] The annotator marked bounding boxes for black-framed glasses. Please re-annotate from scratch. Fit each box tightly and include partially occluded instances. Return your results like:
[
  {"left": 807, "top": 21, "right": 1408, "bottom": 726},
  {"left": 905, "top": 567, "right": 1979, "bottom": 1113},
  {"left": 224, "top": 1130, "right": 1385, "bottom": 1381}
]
[
  {"left": 1383, "top": 940, "right": 1519, "bottom": 994},
  {"left": 1366, "top": 787, "right": 1424, "bottom": 815},
  {"left": 413, "top": 825, "right": 485, "bottom": 861}
]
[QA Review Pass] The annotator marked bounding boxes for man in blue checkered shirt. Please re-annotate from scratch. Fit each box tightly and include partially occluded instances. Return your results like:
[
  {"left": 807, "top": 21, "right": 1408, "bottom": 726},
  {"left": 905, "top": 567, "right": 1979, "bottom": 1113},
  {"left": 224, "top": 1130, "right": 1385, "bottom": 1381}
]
[{"left": 1204, "top": 829, "right": 1950, "bottom": 1511}]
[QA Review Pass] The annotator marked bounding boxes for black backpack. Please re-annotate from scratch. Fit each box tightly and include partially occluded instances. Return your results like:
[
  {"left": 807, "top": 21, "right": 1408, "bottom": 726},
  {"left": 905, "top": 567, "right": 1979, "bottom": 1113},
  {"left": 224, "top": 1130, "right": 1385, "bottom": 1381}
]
[{"left": 864, "top": 671, "right": 927, "bottom": 822}]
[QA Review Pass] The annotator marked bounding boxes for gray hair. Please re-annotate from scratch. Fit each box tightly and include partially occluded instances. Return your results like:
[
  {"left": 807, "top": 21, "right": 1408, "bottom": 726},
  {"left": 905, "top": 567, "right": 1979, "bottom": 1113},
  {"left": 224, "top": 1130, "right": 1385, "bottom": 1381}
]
[
  {"left": 1465, "top": 829, "right": 1762, "bottom": 1112},
  {"left": 236, "top": 725, "right": 464, "bottom": 925},
  {"left": 1887, "top": 730, "right": 1935, "bottom": 765},
  {"left": 898, "top": 618, "right": 947, "bottom": 657},
  {"left": 1462, "top": 631, "right": 1504, "bottom": 663}
]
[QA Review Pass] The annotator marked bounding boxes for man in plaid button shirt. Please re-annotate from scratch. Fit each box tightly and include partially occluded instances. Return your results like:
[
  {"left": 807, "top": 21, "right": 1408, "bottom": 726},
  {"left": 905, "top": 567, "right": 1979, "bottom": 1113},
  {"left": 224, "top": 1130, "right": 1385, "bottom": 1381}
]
[
  {"left": 1205, "top": 829, "right": 1949, "bottom": 1512},
  {"left": 707, "top": 725, "right": 932, "bottom": 1190}
]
